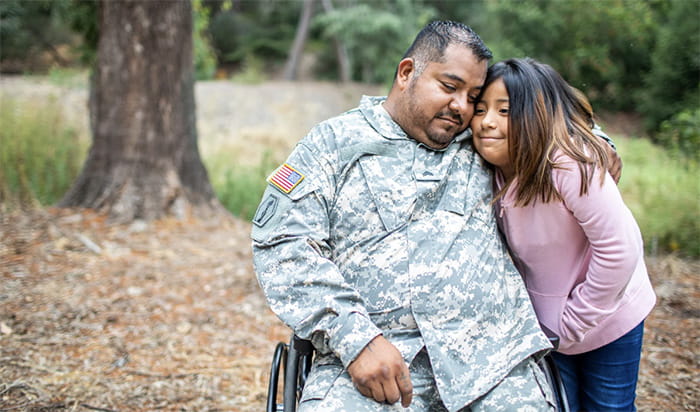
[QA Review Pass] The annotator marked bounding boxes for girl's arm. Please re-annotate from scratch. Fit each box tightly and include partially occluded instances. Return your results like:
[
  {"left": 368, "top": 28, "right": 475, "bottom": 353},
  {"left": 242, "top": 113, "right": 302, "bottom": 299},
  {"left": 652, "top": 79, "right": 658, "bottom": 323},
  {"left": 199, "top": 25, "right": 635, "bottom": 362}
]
[{"left": 555, "top": 160, "right": 643, "bottom": 342}]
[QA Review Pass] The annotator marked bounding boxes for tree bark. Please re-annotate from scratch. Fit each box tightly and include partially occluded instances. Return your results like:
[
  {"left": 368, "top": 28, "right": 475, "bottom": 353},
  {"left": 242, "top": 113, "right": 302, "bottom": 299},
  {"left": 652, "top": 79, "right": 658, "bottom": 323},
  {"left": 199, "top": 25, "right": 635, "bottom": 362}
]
[
  {"left": 59, "top": 0, "right": 224, "bottom": 222},
  {"left": 283, "top": 0, "right": 315, "bottom": 81}
]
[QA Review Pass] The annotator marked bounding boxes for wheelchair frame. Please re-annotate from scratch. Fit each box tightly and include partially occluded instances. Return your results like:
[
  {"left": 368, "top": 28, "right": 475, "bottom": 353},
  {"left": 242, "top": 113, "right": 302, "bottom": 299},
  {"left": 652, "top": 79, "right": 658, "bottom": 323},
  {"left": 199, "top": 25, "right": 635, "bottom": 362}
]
[{"left": 266, "top": 333, "right": 569, "bottom": 412}]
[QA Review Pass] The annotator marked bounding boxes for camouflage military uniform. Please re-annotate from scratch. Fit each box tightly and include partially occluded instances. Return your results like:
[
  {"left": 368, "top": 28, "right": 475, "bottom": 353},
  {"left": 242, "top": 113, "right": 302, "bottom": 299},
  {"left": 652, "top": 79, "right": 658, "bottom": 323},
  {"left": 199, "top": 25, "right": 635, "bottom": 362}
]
[{"left": 252, "top": 96, "right": 554, "bottom": 411}]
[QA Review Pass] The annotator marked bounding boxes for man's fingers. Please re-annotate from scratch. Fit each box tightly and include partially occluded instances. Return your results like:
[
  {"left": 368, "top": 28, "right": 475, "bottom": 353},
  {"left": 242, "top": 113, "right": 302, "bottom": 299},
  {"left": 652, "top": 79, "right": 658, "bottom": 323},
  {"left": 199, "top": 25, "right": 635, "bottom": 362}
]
[
  {"left": 355, "top": 383, "right": 373, "bottom": 400},
  {"left": 397, "top": 370, "right": 413, "bottom": 407},
  {"left": 382, "top": 381, "right": 401, "bottom": 405},
  {"left": 367, "top": 382, "right": 386, "bottom": 403},
  {"left": 347, "top": 336, "right": 412, "bottom": 405}
]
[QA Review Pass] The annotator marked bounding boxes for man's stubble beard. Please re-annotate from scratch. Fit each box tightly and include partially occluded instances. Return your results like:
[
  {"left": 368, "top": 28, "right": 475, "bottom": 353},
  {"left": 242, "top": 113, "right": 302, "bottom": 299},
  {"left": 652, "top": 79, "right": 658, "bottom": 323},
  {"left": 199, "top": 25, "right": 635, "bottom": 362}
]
[{"left": 405, "top": 82, "right": 461, "bottom": 149}]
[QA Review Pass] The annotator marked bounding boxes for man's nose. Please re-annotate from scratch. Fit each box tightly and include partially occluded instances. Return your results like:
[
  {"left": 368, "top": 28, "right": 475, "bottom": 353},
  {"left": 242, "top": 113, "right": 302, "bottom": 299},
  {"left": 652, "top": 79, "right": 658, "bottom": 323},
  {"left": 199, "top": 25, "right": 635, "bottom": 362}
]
[{"left": 448, "top": 96, "right": 468, "bottom": 119}]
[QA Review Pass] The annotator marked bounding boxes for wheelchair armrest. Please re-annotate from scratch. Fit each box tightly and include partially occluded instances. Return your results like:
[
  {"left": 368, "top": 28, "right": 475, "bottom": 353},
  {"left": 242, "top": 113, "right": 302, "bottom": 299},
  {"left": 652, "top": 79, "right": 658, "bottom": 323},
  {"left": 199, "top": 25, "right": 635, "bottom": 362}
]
[
  {"left": 539, "top": 323, "right": 560, "bottom": 351},
  {"left": 292, "top": 335, "right": 314, "bottom": 356}
]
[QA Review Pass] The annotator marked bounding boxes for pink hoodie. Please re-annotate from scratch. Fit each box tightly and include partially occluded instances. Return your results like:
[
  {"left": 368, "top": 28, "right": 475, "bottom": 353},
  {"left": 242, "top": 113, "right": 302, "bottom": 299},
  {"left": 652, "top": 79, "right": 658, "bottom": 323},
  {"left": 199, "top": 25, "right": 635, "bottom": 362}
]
[{"left": 495, "top": 154, "right": 656, "bottom": 355}]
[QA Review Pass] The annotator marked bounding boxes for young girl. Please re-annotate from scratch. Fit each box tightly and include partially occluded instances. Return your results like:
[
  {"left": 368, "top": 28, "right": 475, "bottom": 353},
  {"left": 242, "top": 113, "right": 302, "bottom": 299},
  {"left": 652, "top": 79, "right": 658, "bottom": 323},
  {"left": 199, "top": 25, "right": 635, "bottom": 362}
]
[{"left": 470, "top": 58, "right": 656, "bottom": 411}]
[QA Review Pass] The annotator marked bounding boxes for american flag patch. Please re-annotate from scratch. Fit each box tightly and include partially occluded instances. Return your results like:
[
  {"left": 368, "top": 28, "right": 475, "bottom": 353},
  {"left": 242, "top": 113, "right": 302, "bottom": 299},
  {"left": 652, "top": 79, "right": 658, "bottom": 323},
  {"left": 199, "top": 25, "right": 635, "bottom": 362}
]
[{"left": 268, "top": 163, "right": 305, "bottom": 194}]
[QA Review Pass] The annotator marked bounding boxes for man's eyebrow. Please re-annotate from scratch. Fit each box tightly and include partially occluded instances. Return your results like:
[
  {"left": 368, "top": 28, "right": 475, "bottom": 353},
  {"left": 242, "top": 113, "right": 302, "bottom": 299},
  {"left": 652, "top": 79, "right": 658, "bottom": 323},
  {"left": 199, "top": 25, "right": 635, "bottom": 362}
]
[{"left": 442, "top": 73, "right": 465, "bottom": 83}]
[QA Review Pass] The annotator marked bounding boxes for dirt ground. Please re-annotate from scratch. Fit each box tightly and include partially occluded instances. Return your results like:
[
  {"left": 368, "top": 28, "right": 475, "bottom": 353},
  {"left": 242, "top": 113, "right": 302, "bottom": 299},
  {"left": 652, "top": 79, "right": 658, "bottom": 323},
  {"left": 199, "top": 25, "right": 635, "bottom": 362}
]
[{"left": 1, "top": 207, "right": 698, "bottom": 411}]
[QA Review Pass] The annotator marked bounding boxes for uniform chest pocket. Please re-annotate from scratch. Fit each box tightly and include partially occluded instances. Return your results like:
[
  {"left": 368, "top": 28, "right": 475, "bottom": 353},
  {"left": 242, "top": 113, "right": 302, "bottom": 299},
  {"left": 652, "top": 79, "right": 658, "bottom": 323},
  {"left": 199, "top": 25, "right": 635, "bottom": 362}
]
[{"left": 358, "top": 156, "right": 416, "bottom": 232}]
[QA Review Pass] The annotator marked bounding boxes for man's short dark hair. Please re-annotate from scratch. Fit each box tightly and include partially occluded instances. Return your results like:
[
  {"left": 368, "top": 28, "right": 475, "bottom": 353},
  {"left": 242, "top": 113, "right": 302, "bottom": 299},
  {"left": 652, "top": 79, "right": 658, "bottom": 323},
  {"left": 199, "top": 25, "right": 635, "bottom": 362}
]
[{"left": 403, "top": 20, "right": 492, "bottom": 75}]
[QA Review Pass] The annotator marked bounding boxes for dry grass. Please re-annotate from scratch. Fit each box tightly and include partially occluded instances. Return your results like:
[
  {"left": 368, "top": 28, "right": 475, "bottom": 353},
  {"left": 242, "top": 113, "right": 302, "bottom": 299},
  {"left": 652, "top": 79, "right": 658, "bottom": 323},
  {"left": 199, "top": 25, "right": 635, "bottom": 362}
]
[
  {"left": 0, "top": 208, "right": 290, "bottom": 411},
  {"left": 1, "top": 207, "right": 698, "bottom": 411}
]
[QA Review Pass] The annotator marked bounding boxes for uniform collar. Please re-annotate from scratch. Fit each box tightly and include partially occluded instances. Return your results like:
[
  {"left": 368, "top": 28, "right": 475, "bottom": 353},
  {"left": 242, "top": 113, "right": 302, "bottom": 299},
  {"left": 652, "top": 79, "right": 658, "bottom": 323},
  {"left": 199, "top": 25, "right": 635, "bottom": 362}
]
[{"left": 359, "top": 95, "right": 472, "bottom": 151}]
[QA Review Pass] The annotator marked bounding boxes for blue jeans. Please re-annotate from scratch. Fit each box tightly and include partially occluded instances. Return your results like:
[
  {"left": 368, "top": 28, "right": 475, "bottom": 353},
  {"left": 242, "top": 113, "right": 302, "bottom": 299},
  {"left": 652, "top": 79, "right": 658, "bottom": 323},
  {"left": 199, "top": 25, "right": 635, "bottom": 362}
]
[{"left": 551, "top": 321, "right": 645, "bottom": 412}]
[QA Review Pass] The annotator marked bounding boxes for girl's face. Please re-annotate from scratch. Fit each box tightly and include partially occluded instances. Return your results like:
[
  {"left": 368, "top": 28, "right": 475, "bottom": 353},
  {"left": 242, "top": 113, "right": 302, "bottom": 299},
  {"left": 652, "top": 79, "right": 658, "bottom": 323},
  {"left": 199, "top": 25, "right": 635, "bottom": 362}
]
[{"left": 470, "top": 78, "right": 514, "bottom": 179}]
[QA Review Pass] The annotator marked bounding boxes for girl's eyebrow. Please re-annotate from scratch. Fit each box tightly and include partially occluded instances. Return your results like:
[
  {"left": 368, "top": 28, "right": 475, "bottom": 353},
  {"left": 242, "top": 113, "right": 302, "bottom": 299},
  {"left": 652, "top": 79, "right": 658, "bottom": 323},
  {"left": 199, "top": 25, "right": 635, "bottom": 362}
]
[{"left": 478, "top": 98, "right": 509, "bottom": 104}]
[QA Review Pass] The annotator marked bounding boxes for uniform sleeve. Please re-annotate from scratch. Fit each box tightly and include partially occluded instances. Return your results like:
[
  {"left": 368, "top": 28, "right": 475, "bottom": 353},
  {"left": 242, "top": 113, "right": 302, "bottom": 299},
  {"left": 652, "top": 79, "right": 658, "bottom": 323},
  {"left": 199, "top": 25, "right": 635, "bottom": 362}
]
[
  {"left": 555, "top": 161, "right": 644, "bottom": 343},
  {"left": 251, "top": 138, "right": 382, "bottom": 368},
  {"left": 592, "top": 123, "right": 616, "bottom": 150}
]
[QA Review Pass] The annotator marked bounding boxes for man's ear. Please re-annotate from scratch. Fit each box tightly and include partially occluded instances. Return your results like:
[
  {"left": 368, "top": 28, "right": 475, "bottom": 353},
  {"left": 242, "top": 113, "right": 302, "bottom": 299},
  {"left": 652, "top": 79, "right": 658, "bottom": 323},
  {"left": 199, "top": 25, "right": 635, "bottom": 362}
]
[{"left": 395, "top": 58, "right": 415, "bottom": 90}]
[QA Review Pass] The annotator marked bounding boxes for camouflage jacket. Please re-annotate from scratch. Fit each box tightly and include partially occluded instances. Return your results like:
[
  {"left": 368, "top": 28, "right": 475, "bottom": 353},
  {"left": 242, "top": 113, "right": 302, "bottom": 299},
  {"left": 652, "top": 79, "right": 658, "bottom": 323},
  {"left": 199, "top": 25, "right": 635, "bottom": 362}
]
[{"left": 251, "top": 96, "right": 551, "bottom": 410}]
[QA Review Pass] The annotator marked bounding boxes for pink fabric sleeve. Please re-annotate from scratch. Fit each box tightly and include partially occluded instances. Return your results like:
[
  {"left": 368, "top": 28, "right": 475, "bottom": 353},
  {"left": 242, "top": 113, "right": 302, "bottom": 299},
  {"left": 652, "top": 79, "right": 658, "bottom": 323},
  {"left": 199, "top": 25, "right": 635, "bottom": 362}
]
[{"left": 554, "top": 161, "right": 644, "bottom": 343}]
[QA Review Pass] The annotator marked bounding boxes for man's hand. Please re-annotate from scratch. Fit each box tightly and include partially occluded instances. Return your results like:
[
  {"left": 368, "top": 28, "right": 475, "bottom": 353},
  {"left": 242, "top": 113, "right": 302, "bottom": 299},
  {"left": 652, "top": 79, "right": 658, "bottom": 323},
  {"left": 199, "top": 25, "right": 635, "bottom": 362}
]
[{"left": 347, "top": 335, "right": 413, "bottom": 407}]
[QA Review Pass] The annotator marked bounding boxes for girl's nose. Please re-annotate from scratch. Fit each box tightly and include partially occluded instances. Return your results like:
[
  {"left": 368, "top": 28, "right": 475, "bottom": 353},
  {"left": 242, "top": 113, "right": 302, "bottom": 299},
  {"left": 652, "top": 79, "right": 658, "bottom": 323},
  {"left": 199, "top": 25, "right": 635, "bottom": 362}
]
[{"left": 482, "top": 113, "right": 496, "bottom": 128}]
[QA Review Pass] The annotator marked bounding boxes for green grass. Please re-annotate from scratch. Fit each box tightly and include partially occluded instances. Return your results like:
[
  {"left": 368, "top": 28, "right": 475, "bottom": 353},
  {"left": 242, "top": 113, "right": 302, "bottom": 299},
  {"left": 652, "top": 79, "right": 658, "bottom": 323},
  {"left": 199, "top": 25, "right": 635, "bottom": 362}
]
[
  {"left": 2, "top": 97, "right": 697, "bottom": 257},
  {"left": 204, "top": 149, "right": 278, "bottom": 221},
  {"left": 616, "top": 135, "right": 700, "bottom": 257},
  {"left": 46, "top": 67, "right": 89, "bottom": 88},
  {"left": 0, "top": 96, "right": 87, "bottom": 210}
]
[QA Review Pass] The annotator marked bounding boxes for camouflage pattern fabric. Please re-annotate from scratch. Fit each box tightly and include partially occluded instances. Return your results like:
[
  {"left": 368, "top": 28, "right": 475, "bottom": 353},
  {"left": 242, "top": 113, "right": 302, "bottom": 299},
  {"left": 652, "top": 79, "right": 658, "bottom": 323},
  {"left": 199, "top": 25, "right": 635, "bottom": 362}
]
[
  {"left": 297, "top": 350, "right": 555, "bottom": 411},
  {"left": 252, "top": 96, "right": 552, "bottom": 411}
]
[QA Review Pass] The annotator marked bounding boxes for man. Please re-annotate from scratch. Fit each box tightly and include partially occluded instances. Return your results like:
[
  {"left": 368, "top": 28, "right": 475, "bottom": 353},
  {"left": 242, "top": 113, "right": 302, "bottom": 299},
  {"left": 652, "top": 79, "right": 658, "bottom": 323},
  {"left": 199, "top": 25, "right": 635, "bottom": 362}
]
[{"left": 252, "top": 21, "right": 555, "bottom": 411}]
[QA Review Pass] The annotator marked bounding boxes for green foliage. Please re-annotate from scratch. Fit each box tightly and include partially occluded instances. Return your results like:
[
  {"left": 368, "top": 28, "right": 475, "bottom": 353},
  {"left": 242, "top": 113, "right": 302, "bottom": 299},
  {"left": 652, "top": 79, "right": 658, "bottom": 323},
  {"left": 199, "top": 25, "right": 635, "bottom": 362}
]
[
  {"left": 314, "top": 0, "right": 436, "bottom": 84},
  {"left": 204, "top": 150, "right": 277, "bottom": 220},
  {"left": 639, "top": 0, "right": 700, "bottom": 134},
  {"left": 0, "top": 0, "right": 78, "bottom": 71},
  {"left": 481, "top": 0, "right": 656, "bottom": 112},
  {"left": 0, "top": 97, "right": 87, "bottom": 209},
  {"left": 616, "top": 136, "right": 700, "bottom": 257},
  {"left": 193, "top": 0, "right": 218, "bottom": 80},
  {"left": 654, "top": 108, "right": 700, "bottom": 161},
  {"left": 65, "top": 0, "right": 98, "bottom": 66},
  {"left": 207, "top": 2, "right": 297, "bottom": 70}
]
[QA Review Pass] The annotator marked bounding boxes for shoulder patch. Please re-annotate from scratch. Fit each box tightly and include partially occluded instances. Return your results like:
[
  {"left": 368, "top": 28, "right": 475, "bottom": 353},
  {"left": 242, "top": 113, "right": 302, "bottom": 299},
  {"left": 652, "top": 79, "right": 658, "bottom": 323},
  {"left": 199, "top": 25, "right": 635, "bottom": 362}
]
[
  {"left": 252, "top": 194, "right": 279, "bottom": 227},
  {"left": 268, "top": 163, "right": 305, "bottom": 194}
]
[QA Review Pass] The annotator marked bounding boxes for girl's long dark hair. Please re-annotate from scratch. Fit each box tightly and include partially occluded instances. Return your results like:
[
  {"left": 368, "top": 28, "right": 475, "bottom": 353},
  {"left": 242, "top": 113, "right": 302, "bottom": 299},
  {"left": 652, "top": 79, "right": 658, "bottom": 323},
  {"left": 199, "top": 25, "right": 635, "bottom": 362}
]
[{"left": 485, "top": 58, "right": 609, "bottom": 206}]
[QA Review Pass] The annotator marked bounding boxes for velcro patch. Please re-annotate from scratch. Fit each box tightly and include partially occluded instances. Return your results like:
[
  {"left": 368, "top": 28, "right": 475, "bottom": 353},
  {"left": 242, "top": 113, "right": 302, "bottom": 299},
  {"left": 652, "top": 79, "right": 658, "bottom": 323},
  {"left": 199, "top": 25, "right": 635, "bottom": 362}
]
[
  {"left": 268, "top": 163, "right": 305, "bottom": 194},
  {"left": 253, "top": 194, "right": 279, "bottom": 227}
]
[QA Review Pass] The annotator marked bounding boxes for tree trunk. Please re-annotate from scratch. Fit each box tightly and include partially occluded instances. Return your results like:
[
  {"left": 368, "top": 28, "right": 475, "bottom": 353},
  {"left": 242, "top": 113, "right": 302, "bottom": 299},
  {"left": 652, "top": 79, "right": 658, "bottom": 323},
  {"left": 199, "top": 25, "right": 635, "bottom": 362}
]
[
  {"left": 283, "top": 0, "right": 315, "bottom": 81},
  {"left": 59, "top": 0, "right": 224, "bottom": 222},
  {"left": 321, "top": 0, "right": 351, "bottom": 83}
]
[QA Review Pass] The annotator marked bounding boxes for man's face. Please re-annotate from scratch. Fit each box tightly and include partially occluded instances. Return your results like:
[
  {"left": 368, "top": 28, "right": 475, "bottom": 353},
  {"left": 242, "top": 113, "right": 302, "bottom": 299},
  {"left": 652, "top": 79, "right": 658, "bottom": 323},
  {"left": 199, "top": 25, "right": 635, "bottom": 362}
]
[{"left": 399, "top": 45, "right": 488, "bottom": 149}]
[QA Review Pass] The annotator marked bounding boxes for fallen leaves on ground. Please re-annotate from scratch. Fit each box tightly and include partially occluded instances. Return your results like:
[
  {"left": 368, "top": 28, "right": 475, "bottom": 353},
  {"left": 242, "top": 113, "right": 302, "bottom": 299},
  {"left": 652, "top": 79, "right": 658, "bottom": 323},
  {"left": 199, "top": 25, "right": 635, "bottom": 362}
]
[{"left": 1, "top": 208, "right": 698, "bottom": 411}]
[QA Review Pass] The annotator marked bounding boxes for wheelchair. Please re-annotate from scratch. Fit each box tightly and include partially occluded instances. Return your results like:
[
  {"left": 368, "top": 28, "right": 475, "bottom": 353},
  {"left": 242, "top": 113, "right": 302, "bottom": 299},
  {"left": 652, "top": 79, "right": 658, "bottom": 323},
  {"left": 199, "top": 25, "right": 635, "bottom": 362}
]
[{"left": 266, "top": 329, "right": 570, "bottom": 412}]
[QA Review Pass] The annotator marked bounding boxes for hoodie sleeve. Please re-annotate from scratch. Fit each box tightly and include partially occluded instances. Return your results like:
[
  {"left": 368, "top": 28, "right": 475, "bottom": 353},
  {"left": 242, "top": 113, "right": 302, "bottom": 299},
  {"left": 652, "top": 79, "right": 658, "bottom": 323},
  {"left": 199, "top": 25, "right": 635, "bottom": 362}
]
[{"left": 554, "top": 159, "right": 644, "bottom": 343}]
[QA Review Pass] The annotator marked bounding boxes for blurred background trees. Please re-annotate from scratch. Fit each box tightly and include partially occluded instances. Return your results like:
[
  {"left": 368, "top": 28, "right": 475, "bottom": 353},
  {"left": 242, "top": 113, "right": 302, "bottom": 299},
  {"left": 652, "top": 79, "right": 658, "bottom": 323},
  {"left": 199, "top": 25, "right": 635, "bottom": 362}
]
[
  {"left": 2, "top": 0, "right": 697, "bottom": 148},
  {"left": 1, "top": 0, "right": 698, "bottom": 254}
]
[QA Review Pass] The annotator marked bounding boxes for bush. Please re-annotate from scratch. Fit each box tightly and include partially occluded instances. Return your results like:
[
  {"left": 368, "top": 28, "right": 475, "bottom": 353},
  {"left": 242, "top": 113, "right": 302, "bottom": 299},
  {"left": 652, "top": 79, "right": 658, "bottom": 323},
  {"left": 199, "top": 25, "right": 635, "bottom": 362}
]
[
  {"left": 0, "top": 96, "right": 87, "bottom": 209},
  {"left": 638, "top": 0, "right": 700, "bottom": 134},
  {"left": 654, "top": 107, "right": 700, "bottom": 161},
  {"left": 616, "top": 136, "right": 699, "bottom": 257}
]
